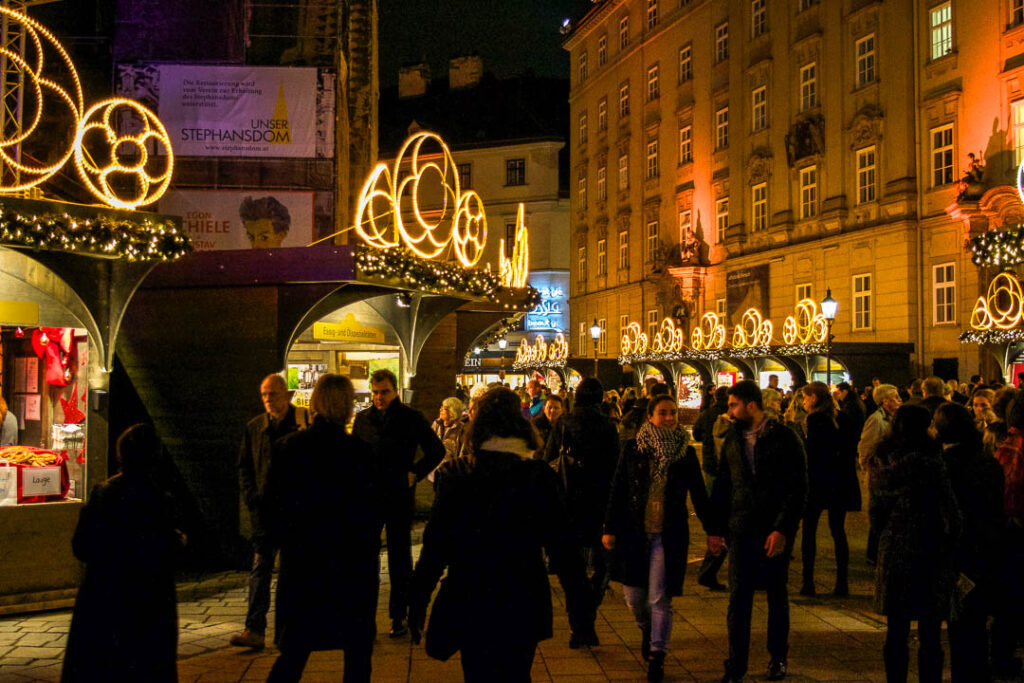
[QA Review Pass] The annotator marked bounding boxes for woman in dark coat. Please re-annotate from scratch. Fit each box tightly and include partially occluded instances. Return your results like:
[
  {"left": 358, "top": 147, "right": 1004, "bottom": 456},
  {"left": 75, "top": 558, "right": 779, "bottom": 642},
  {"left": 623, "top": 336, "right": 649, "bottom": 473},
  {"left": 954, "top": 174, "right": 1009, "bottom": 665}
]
[
  {"left": 799, "top": 381, "right": 859, "bottom": 597},
  {"left": 870, "top": 404, "right": 961, "bottom": 683},
  {"left": 261, "top": 374, "right": 380, "bottom": 683},
  {"left": 602, "top": 395, "right": 713, "bottom": 683},
  {"left": 408, "top": 387, "right": 589, "bottom": 683},
  {"left": 933, "top": 403, "right": 1005, "bottom": 682},
  {"left": 62, "top": 423, "right": 183, "bottom": 683}
]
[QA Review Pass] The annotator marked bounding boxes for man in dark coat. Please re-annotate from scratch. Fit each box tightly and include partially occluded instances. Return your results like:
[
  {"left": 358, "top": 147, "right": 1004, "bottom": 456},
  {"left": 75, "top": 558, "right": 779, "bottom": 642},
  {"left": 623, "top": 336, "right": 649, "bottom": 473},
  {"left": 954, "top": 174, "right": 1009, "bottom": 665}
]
[
  {"left": 692, "top": 385, "right": 730, "bottom": 590},
  {"left": 708, "top": 381, "right": 807, "bottom": 682},
  {"left": 231, "top": 373, "right": 309, "bottom": 650},
  {"left": 352, "top": 368, "right": 445, "bottom": 638}
]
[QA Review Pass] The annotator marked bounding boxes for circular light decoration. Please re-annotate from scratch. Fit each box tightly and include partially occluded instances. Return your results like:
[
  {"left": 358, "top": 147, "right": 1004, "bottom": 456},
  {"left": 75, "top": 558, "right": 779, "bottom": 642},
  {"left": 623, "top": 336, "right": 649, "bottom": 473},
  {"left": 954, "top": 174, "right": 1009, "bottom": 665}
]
[
  {"left": 782, "top": 299, "right": 828, "bottom": 345},
  {"left": 548, "top": 333, "right": 569, "bottom": 362},
  {"left": 690, "top": 312, "right": 726, "bottom": 351},
  {"left": 621, "top": 322, "right": 649, "bottom": 356},
  {"left": 732, "top": 308, "right": 774, "bottom": 349},
  {"left": 969, "top": 271, "right": 1024, "bottom": 331},
  {"left": 73, "top": 98, "right": 174, "bottom": 210},
  {"left": 650, "top": 318, "right": 685, "bottom": 353}
]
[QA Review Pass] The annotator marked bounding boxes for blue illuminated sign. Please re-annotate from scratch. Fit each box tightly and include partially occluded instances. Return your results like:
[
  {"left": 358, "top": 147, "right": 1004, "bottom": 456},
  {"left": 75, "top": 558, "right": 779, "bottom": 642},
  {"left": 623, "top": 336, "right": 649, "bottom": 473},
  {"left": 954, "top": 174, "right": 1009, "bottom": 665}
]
[{"left": 525, "top": 272, "right": 569, "bottom": 332}]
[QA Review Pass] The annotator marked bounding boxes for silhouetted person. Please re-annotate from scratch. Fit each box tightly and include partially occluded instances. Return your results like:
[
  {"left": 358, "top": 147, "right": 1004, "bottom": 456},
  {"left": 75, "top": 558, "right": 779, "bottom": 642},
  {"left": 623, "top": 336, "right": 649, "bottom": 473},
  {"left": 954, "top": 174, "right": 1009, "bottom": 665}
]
[{"left": 62, "top": 424, "right": 184, "bottom": 683}]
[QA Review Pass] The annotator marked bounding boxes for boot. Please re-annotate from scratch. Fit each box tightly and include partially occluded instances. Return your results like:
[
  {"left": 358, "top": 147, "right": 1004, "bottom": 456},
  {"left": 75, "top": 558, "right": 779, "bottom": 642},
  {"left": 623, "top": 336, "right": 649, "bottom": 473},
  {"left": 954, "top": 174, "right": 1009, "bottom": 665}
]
[
  {"left": 647, "top": 650, "right": 665, "bottom": 682},
  {"left": 832, "top": 565, "right": 849, "bottom": 597}
]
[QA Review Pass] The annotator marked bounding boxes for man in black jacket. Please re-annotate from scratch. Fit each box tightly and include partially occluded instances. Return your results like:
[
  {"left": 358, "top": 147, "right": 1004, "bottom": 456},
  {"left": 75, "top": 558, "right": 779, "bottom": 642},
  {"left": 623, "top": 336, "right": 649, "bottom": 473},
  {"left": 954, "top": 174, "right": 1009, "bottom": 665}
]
[
  {"left": 352, "top": 369, "right": 445, "bottom": 638},
  {"left": 707, "top": 380, "right": 807, "bottom": 682},
  {"left": 693, "top": 385, "right": 730, "bottom": 590}
]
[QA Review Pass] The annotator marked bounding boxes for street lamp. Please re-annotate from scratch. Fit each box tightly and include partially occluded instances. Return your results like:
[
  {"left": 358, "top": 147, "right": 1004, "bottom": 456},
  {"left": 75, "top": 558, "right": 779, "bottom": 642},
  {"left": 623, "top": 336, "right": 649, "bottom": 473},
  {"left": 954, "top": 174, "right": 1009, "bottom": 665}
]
[
  {"left": 820, "top": 288, "right": 838, "bottom": 387},
  {"left": 589, "top": 318, "right": 602, "bottom": 378},
  {"left": 497, "top": 337, "right": 507, "bottom": 381}
]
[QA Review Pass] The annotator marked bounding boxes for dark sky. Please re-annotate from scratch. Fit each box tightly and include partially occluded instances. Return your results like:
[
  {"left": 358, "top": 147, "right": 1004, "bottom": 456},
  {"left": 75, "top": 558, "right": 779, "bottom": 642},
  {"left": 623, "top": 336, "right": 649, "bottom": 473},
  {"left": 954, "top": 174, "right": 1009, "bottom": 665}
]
[{"left": 378, "top": 0, "right": 591, "bottom": 87}]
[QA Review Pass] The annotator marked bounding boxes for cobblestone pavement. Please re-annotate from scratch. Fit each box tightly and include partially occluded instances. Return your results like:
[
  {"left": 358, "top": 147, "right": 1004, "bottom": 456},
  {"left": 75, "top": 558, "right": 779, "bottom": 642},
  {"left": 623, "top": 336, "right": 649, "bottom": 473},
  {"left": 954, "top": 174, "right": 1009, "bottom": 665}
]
[{"left": 0, "top": 511, "right": 1020, "bottom": 682}]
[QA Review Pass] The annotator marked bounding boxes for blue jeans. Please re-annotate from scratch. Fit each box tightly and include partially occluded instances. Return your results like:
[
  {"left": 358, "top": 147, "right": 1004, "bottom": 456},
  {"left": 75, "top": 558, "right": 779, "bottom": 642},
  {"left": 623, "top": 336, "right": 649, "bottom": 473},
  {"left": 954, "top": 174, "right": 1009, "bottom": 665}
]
[
  {"left": 244, "top": 547, "right": 276, "bottom": 635},
  {"left": 622, "top": 533, "right": 672, "bottom": 652}
]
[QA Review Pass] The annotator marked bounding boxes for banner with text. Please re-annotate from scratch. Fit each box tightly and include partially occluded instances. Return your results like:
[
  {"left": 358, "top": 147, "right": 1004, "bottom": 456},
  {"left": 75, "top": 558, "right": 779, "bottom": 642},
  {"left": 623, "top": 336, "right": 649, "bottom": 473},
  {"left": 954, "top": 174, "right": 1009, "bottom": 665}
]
[
  {"left": 159, "top": 190, "right": 314, "bottom": 251},
  {"left": 158, "top": 65, "right": 318, "bottom": 157}
]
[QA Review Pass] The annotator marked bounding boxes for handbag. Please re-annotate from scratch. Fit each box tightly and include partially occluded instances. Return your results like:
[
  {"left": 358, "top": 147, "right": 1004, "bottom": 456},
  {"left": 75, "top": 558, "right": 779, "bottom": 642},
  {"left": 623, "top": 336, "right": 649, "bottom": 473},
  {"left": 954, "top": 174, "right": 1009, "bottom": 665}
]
[
  {"left": 424, "top": 577, "right": 461, "bottom": 661},
  {"left": 549, "top": 422, "right": 577, "bottom": 490}
]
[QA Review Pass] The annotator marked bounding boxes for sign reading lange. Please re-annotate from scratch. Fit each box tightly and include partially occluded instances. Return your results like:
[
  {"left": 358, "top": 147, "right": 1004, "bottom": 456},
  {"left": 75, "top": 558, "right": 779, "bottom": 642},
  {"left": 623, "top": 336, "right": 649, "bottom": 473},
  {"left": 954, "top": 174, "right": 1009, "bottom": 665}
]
[{"left": 158, "top": 65, "right": 317, "bottom": 158}]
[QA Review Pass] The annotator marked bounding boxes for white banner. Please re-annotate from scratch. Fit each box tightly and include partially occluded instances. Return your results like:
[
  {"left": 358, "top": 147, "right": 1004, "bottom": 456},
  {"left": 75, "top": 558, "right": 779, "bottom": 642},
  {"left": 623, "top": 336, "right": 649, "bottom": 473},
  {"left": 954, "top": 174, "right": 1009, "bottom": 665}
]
[
  {"left": 159, "top": 190, "right": 314, "bottom": 251},
  {"left": 158, "top": 65, "right": 318, "bottom": 158}
]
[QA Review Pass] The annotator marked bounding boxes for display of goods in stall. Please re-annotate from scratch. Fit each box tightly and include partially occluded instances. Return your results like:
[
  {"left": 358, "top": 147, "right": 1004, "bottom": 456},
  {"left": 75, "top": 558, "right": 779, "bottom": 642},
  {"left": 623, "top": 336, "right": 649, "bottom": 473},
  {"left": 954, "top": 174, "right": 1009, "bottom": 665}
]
[
  {"left": 0, "top": 445, "right": 63, "bottom": 466},
  {"left": 0, "top": 446, "right": 71, "bottom": 504}
]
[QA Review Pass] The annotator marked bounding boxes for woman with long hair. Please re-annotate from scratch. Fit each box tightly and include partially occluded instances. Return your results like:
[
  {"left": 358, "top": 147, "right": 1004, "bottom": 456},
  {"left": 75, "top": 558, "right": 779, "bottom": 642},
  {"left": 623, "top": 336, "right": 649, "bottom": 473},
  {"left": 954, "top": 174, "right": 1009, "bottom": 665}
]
[
  {"left": 602, "top": 394, "right": 714, "bottom": 682},
  {"left": 408, "top": 387, "right": 589, "bottom": 682},
  {"left": 799, "top": 381, "right": 858, "bottom": 597}
]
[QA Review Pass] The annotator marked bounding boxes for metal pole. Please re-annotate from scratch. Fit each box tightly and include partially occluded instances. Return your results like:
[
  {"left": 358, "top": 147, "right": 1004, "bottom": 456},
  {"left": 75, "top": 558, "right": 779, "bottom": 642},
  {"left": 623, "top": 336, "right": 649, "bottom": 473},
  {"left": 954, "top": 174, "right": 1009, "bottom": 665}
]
[
  {"left": 826, "top": 319, "right": 833, "bottom": 387},
  {"left": 592, "top": 339, "right": 598, "bottom": 378}
]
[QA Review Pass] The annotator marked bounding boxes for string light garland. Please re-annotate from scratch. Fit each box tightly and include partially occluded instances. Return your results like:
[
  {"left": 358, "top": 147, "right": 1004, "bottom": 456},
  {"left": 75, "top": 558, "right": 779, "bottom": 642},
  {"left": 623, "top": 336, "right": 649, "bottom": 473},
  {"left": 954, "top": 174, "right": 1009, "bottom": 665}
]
[
  {"left": 959, "top": 328, "right": 1024, "bottom": 344},
  {"left": 968, "top": 227, "right": 1024, "bottom": 267},
  {"left": 0, "top": 204, "right": 190, "bottom": 260}
]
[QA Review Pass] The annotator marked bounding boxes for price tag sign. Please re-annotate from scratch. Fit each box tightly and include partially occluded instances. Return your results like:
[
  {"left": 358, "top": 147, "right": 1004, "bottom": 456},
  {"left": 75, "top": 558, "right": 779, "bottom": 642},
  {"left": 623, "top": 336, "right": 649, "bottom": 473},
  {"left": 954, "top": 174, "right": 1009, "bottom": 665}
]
[{"left": 21, "top": 466, "right": 61, "bottom": 497}]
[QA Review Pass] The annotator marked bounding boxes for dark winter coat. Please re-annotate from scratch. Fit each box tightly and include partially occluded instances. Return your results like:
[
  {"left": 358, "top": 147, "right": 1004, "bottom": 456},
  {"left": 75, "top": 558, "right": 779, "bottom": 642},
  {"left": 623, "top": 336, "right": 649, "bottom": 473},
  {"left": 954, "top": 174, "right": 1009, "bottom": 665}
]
[
  {"left": 408, "top": 445, "right": 588, "bottom": 656},
  {"left": 941, "top": 441, "right": 1005, "bottom": 591},
  {"left": 870, "top": 438, "right": 961, "bottom": 619},
  {"left": 604, "top": 439, "right": 712, "bottom": 594},
  {"left": 543, "top": 404, "right": 621, "bottom": 544},
  {"left": 238, "top": 405, "right": 306, "bottom": 542},
  {"left": 805, "top": 411, "right": 861, "bottom": 511},
  {"left": 352, "top": 400, "right": 445, "bottom": 496},
  {"left": 693, "top": 397, "right": 728, "bottom": 476},
  {"left": 709, "top": 417, "right": 807, "bottom": 543},
  {"left": 62, "top": 474, "right": 183, "bottom": 683},
  {"left": 262, "top": 418, "right": 381, "bottom": 652}
]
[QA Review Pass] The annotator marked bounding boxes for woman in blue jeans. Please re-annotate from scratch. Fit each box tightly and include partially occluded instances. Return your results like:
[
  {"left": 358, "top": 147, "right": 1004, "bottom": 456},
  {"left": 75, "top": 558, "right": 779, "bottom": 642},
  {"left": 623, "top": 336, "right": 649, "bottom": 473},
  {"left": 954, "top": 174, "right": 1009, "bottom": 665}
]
[{"left": 603, "top": 395, "right": 714, "bottom": 682}]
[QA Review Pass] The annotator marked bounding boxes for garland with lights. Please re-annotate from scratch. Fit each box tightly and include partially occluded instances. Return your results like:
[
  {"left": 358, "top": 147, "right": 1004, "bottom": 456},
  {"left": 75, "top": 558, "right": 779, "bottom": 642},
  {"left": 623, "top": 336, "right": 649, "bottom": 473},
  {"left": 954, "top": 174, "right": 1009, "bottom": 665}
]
[
  {"left": 513, "top": 358, "right": 567, "bottom": 371},
  {"left": 959, "top": 328, "right": 1024, "bottom": 345},
  {"left": 0, "top": 205, "right": 191, "bottom": 261},
  {"left": 618, "top": 343, "right": 828, "bottom": 366},
  {"left": 477, "top": 317, "right": 525, "bottom": 349},
  {"left": 968, "top": 227, "right": 1024, "bottom": 267}
]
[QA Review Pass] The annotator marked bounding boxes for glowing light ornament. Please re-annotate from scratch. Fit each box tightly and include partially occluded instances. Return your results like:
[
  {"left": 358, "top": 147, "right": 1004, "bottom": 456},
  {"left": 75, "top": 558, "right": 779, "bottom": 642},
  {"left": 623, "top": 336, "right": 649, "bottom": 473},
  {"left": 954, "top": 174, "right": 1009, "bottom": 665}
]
[
  {"left": 650, "top": 318, "right": 685, "bottom": 353},
  {"left": 500, "top": 203, "right": 530, "bottom": 288},
  {"left": 548, "top": 333, "right": 568, "bottom": 362},
  {"left": 354, "top": 131, "right": 488, "bottom": 267},
  {"left": 731, "top": 308, "right": 773, "bottom": 348},
  {"left": 782, "top": 299, "right": 828, "bottom": 345},
  {"left": 969, "top": 271, "right": 1024, "bottom": 331},
  {"left": 73, "top": 98, "right": 174, "bottom": 210},
  {"left": 690, "top": 312, "right": 726, "bottom": 351},
  {"left": 620, "top": 322, "right": 649, "bottom": 355}
]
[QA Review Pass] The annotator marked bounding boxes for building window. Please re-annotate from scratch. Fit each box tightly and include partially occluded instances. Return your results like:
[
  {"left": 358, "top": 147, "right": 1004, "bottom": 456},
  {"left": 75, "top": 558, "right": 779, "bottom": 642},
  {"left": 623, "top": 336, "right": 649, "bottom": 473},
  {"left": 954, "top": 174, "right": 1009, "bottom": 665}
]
[
  {"left": 578, "top": 173, "right": 587, "bottom": 209},
  {"left": 646, "top": 138, "right": 659, "bottom": 179},
  {"left": 619, "top": 15, "right": 630, "bottom": 50},
  {"left": 598, "top": 319, "right": 607, "bottom": 354},
  {"left": 678, "top": 209, "right": 692, "bottom": 237},
  {"left": 679, "top": 125, "right": 692, "bottom": 164},
  {"left": 1014, "top": 0, "right": 1024, "bottom": 27},
  {"left": 751, "top": 0, "right": 767, "bottom": 37},
  {"left": 506, "top": 158, "right": 526, "bottom": 186},
  {"left": 647, "top": 65, "right": 660, "bottom": 101},
  {"left": 715, "top": 22, "right": 729, "bottom": 63},
  {"left": 457, "top": 162, "right": 472, "bottom": 189},
  {"left": 856, "top": 34, "right": 876, "bottom": 87},
  {"left": 678, "top": 44, "right": 692, "bottom": 83},
  {"left": 578, "top": 51, "right": 588, "bottom": 82},
  {"left": 618, "top": 153, "right": 629, "bottom": 190},
  {"left": 716, "top": 197, "right": 729, "bottom": 242},
  {"left": 646, "top": 220, "right": 660, "bottom": 263},
  {"left": 752, "top": 182, "right": 768, "bottom": 232},
  {"left": 930, "top": 2, "right": 953, "bottom": 60},
  {"left": 853, "top": 273, "right": 872, "bottom": 330},
  {"left": 800, "top": 63, "right": 817, "bottom": 111},
  {"left": 931, "top": 124, "right": 955, "bottom": 186},
  {"left": 579, "top": 321, "right": 586, "bottom": 356},
  {"left": 619, "top": 82, "right": 630, "bottom": 118},
  {"left": 597, "top": 239, "right": 607, "bottom": 275},
  {"left": 619, "top": 314, "right": 628, "bottom": 339},
  {"left": 1013, "top": 100, "right": 1024, "bottom": 166},
  {"left": 934, "top": 263, "right": 955, "bottom": 324},
  {"left": 598, "top": 98, "right": 608, "bottom": 131},
  {"left": 715, "top": 106, "right": 729, "bottom": 149},
  {"left": 647, "top": 309, "right": 659, "bottom": 340},
  {"left": 597, "top": 165, "right": 607, "bottom": 201},
  {"left": 647, "top": 0, "right": 658, "bottom": 29},
  {"left": 751, "top": 86, "right": 767, "bottom": 132},
  {"left": 856, "top": 146, "right": 876, "bottom": 204},
  {"left": 598, "top": 35, "right": 608, "bottom": 66},
  {"left": 579, "top": 112, "right": 588, "bottom": 145},
  {"left": 505, "top": 223, "right": 516, "bottom": 257},
  {"left": 577, "top": 246, "right": 587, "bottom": 284},
  {"left": 799, "top": 166, "right": 818, "bottom": 219},
  {"left": 796, "top": 283, "right": 812, "bottom": 302},
  {"left": 716, "top": 297, "right": 726, "bottom": 318},
  {"left": 618, "top": 230, "right": 629, "bottom": 270}
]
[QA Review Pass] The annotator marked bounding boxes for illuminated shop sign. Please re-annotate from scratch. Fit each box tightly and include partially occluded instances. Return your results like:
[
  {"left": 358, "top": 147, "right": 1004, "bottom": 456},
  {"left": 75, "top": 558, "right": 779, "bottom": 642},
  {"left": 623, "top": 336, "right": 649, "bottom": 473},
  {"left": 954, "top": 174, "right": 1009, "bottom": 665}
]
[{"left": 526, "top": 285, "right": 567, "bottom": 331}]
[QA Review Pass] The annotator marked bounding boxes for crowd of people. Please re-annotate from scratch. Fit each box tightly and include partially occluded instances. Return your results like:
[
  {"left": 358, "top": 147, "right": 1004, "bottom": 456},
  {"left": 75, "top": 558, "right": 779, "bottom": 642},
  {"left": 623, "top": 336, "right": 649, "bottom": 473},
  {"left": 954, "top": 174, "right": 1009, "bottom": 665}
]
[{"left": 58, "top": 367, "right": 1024, "bottom": 683}]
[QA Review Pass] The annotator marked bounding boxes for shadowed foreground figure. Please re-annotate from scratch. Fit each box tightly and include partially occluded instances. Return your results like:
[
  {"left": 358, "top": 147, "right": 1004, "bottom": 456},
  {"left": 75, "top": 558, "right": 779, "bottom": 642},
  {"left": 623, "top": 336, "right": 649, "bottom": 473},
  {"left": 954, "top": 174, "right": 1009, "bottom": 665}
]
[{"left": 62, "top": 423, "right": 184, "bottom": 683}]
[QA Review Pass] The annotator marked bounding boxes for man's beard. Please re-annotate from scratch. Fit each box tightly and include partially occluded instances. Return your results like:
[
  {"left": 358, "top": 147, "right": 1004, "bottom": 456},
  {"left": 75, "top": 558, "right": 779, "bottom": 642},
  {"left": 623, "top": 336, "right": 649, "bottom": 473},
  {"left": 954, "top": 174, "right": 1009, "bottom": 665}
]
[{"left": 732, "top": 415, "right": 752, "bottom": 429}]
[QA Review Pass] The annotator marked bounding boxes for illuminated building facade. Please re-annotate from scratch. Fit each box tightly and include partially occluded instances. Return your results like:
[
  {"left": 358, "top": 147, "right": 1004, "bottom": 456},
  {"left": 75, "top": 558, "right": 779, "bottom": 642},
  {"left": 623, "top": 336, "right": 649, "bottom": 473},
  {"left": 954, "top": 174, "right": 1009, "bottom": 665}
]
[{"left": 564, "top": 0, "right": 1024, "bottom": 385}]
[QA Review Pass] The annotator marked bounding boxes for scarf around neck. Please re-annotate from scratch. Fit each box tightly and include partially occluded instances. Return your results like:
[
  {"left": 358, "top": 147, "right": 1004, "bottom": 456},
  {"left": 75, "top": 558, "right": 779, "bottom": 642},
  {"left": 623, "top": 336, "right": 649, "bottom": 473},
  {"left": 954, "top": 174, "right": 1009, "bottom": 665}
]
[{"left": 636, "top": 421, "right": 689, "bottom": 480}]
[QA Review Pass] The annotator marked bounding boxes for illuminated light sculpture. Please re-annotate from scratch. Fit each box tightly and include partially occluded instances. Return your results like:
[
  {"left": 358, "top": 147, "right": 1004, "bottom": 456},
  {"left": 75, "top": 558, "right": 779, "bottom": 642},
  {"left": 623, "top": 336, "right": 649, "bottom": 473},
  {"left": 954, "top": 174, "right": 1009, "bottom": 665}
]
[
  {"left": 548, "top": 333, "right": 568, "bottom": 362},
  {"left": 650, "top": 317, "right": 685, "bottom": 353},
  {"left": 73, "top": 98, "right": 174, "bottom": 210},
  {"left": 969, "top": 271, "right": 1024, "bottom": 331},
  {"left": 500, "top": 203, "right": 530, "bottom": 288},
  {"left": 732, "top": 308, "right": 773, "bottom": 349},
  {"left": 690, "top": 312, "right": 726, "bottom": 351},
  {"left": 620, "top": 322, "right": 649, "bottom": 356},
  {"left": 782, "top": 299, "right": 828, "bottom": 345},
  {"left": 354, "top": 131, "right": 488, "bottom": 267}
]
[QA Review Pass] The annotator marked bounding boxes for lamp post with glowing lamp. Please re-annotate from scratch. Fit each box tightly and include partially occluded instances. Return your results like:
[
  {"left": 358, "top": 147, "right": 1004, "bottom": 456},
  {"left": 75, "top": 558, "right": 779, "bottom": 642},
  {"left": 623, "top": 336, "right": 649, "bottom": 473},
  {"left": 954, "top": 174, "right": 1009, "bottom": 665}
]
[
  {"left": 589, "top": 319, "right": 602, "bottom": 378},
  {"left": 820, "top": 289, "right": 838, "bottom": 387},
  {"left": 497, "top": 337, "right": 508, "bottom": 381}
]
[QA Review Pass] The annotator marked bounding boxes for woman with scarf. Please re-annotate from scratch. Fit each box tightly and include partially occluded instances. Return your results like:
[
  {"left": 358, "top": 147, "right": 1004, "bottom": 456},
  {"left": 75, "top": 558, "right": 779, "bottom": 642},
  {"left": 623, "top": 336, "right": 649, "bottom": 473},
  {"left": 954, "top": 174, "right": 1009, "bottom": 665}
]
[{"left": 602, "top": 394, "right": 714, "bottom": 682}]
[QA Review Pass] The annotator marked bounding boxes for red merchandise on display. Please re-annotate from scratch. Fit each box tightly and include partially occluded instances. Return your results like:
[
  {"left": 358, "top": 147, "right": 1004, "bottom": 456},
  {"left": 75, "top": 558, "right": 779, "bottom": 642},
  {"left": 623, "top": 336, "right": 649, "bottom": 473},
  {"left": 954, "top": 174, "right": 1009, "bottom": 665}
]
[{"left": 0, "top": 446, "right": 70, "bottom": 503}]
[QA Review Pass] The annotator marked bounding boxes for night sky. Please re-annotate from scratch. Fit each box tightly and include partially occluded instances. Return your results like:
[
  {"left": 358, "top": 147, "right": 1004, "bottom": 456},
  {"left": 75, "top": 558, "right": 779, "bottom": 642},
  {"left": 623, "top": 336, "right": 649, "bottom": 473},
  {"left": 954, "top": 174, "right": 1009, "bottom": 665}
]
[{"left": 378, "top": 0, "right": 591, "bottom": 87}]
